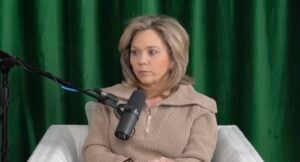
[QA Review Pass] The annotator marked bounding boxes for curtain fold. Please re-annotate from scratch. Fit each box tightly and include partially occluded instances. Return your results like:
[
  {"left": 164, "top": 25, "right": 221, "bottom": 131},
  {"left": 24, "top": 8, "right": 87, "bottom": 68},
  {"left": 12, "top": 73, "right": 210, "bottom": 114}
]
[{"left": 0, "top": 0, "right": 299, "bottom": 161}]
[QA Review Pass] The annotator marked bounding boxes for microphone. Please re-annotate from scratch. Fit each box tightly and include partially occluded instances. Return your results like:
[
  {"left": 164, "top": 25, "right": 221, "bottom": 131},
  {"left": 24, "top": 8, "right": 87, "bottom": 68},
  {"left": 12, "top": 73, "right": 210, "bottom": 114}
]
[{"left": 115, "top": 90, "right": 145, "bottom": 140}]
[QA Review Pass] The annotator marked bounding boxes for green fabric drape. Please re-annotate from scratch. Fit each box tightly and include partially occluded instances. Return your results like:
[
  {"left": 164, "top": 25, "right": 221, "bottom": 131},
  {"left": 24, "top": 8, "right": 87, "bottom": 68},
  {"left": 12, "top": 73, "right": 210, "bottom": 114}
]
[{"left": 0, "top": 0, "right": 299, "bottom": 161}]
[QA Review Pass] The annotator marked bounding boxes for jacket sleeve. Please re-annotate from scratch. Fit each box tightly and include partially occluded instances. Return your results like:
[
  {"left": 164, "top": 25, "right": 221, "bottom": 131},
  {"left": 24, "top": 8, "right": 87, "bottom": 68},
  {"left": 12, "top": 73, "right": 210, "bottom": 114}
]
[
  {"left": 82, "top": 103, "right": 129, "bottom": 162},
  {"left": 173, "top": 110, "right": 218, "bottom": 162}
]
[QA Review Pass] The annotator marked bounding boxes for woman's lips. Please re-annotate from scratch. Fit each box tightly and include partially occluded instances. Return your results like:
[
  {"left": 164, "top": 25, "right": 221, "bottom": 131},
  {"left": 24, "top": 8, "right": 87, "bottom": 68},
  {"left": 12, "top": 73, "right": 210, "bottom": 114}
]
[{"left": 138, "top": 71, "right": 151, "bottom": 75}]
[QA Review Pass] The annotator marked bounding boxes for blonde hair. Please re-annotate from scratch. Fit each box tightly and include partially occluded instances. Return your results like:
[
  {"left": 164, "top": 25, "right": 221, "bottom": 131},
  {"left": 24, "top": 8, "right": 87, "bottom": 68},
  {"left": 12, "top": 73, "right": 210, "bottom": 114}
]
[{"left": 119, "top": 15, "right": 192, "bottom": 97}]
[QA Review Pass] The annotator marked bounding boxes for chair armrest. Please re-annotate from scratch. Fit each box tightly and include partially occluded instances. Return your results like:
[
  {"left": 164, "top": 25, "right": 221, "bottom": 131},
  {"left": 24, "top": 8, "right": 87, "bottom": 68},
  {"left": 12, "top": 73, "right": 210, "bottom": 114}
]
[
  {"left": 212, "top": 125, "right": 264, "bottom": 162},
  {"left": 28, "top": 125, "right": 88, "bottom": 162}
]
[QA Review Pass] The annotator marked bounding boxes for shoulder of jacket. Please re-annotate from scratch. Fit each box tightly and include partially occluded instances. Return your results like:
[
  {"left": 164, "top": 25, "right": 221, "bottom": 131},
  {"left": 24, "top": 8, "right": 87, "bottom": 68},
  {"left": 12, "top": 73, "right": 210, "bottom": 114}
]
[{"left": 160, "top": 84, "right": 217, "bottom": 113}]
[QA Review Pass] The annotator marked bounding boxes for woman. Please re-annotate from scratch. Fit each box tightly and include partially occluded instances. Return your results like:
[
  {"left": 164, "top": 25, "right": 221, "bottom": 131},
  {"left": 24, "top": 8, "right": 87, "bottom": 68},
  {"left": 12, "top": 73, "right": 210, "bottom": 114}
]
[{"left": 82, "top": 15, "right": 217, "bottom": 162}]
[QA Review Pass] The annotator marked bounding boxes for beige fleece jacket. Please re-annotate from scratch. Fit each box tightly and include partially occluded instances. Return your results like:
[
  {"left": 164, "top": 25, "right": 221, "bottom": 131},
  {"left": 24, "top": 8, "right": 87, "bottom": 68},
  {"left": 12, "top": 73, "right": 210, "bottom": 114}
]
[{"left": 82, "top": 83, "right": 218, "bottom": 162}]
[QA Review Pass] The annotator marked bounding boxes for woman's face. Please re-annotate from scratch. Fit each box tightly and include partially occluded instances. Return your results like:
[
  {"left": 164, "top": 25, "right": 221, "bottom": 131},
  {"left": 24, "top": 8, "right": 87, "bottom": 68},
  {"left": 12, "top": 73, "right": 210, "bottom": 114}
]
[{"left": 130, "top": 29, "right": 172, "bottom": 88}]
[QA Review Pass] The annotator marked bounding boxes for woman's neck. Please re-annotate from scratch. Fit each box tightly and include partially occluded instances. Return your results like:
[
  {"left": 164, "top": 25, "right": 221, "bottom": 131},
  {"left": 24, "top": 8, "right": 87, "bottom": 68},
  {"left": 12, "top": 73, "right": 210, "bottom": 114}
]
[
  {"left": 146, "top": 96, "right": 163, "bottom": 108},
  {"left": 144, "top": 89, "right": 172, "bottom": 108}
]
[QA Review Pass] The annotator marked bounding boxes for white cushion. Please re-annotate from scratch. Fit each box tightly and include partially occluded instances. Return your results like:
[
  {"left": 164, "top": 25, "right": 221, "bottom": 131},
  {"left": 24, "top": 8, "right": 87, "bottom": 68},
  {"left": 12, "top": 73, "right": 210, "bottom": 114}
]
[
  {"left": 28, "top": 125, "right": 87, "bottom": 162},
  {"left": 213, "top": 125, "right": 264, "bottom": 162}
]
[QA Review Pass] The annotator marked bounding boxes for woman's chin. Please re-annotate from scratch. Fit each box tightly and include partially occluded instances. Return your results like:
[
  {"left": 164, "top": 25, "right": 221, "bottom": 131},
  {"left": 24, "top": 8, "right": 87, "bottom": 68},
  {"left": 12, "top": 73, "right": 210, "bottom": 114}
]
[{"left": 138, "top": 80, "right": 157, "bottom": 87}]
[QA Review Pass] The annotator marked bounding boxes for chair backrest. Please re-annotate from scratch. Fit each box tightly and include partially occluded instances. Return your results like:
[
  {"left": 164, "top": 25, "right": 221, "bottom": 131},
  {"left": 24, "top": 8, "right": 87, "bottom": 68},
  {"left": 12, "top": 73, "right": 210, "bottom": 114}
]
[
  {"left": 214, "top": 125, "right": 264, "bottom": 162},
  {"left": 85, "top": 101, "right": 99, "bottom": 122}
]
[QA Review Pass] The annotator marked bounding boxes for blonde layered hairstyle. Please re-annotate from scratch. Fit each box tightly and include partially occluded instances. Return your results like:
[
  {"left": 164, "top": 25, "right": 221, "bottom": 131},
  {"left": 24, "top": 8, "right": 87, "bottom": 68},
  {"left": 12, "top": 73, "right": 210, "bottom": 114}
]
[{"left": 119, "top": 15, "right": 192, "bottom": 96}]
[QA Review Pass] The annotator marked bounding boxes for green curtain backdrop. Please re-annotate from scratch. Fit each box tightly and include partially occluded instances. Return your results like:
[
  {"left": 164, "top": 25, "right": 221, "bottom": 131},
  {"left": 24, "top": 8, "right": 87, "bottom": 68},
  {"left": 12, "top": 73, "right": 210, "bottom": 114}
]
[{"left": 0, "top": 0, "right": 299, "bottom": 161}]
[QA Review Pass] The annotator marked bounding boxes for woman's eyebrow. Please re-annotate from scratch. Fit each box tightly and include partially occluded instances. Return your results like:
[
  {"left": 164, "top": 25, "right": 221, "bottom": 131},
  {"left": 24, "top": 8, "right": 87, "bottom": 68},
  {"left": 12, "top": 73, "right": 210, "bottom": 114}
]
[
  {"left": 131, "top": 45, "right": 160, "bottom": 50},
  {"left": 147, "top": 45, "right": 159, "bottom": 48}
]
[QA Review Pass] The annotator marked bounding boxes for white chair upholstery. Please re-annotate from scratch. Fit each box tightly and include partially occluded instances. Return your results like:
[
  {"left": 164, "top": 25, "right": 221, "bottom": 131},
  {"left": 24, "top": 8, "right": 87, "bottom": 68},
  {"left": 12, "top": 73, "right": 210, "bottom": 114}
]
[
  {"left": 212, "top": 125, "right": 264, "bottom": 162},
  {"left": 28, "top": 101, "right": 264, "bottom": 162},
  {"left": 28, "top": 125, "right": 88, "bottom": 162}
]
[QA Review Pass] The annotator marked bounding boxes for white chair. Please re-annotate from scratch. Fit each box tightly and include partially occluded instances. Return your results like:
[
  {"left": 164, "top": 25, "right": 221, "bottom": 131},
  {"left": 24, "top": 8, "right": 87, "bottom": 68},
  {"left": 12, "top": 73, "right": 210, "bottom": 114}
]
[{"left": 28, "top": 101, "right": 264, "bottom": 162}]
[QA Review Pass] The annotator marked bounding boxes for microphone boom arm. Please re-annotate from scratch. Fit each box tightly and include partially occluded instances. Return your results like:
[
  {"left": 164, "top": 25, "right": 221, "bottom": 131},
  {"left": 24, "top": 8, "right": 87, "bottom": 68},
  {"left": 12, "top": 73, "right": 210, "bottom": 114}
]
[
  {"left": 0, "top": 50, "right": 121, "bottom": 162},
  {"left": 0, "top": 50, "right": 118, "bottom": 108}
]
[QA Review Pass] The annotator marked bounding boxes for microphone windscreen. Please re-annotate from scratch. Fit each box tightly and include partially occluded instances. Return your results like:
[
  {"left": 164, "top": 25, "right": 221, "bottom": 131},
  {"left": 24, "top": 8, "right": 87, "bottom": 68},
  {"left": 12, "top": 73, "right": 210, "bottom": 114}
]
[
  {"left": 114, "top": 89, "right": 145, "bottom": 140},
  {"left": 127, "top": 90, "right": 145, "bottom": 113}
]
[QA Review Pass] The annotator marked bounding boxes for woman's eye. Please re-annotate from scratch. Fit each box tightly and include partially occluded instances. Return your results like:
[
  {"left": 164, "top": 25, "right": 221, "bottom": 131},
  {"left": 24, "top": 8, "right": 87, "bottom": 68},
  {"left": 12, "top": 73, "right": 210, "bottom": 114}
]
[
  {"left": 149, "top": 50, "right": 158, "bottom": 56},
  {"left": 130, "top": 50, "right": 138, "bottom": 56}
]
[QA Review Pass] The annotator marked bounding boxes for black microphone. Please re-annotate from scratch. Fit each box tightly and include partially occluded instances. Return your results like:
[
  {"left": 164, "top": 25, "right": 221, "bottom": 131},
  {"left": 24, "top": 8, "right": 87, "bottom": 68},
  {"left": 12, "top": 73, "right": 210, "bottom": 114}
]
[{"left": 115, "top": 90, "right": 145, "bottom": 140}]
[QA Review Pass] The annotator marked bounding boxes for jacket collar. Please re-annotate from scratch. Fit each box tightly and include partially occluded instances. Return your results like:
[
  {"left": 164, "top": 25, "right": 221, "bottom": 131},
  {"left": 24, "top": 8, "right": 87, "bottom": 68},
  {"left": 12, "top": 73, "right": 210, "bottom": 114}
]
[{"left": 102, "top": 83, "right": 217, "bottom": 113}]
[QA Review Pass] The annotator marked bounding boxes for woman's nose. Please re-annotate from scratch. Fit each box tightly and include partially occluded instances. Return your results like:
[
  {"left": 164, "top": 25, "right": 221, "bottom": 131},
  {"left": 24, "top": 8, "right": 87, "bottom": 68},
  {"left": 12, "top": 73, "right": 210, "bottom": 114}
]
[{"left": 138, "top": 53, "right": 148, "bottom": 64}]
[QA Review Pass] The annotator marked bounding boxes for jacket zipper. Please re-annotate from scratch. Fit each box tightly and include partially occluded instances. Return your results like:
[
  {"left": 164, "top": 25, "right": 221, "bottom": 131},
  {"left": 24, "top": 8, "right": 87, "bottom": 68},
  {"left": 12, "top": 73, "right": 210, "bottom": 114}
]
[{"left": 146, "top": 109, "right": 152, "bottom": 133}]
